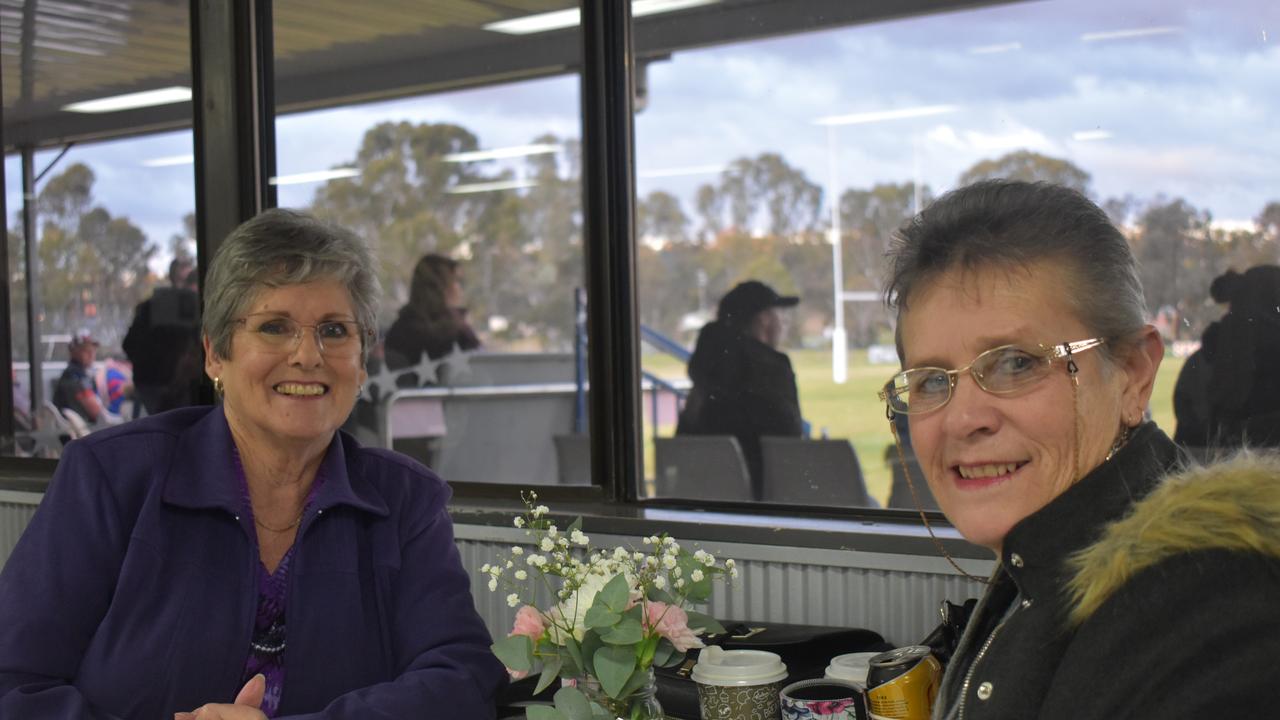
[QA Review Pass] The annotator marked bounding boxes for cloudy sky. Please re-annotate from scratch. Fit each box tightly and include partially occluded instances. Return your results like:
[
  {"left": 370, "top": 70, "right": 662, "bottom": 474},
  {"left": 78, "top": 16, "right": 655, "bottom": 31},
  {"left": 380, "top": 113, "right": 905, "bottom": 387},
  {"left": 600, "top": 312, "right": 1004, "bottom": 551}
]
[{"left": 6, "top": 0, "right": 1278, "bottom": 262}]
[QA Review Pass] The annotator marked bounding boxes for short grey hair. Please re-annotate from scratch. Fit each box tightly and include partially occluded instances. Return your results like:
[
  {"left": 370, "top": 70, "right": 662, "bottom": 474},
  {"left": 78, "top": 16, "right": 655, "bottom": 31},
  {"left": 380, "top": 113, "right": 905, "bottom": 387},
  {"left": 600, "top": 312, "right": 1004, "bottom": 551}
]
[
  {"left": 203, "top": 209, "right": 381, "bottom": 363},
  {"left": 886, "top": 180, "right": 1147, "bottom": 363}
]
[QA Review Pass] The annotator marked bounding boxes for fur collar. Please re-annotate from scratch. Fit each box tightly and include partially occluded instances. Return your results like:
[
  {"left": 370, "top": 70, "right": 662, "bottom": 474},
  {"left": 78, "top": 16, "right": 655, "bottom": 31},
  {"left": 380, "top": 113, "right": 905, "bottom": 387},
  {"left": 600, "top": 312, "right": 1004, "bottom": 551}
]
[{"left": 1067, "top": 452, "right": 1280, "bottom": 625}]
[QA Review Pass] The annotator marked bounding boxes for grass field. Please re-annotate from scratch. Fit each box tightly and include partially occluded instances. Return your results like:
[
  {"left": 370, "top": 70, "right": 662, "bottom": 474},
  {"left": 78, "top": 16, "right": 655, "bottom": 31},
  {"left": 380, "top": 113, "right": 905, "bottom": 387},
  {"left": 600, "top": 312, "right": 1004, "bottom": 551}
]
[{"left": 642, "top": 348, "right": 1184, "bottom": 505}]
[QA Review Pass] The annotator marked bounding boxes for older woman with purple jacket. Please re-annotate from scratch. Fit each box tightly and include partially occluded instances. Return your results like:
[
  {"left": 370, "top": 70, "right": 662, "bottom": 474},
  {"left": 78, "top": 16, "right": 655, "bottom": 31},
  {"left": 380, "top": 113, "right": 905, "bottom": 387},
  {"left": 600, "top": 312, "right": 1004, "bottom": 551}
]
[{"left": 0, "top": 209, "right": 505, "bottom": 719}]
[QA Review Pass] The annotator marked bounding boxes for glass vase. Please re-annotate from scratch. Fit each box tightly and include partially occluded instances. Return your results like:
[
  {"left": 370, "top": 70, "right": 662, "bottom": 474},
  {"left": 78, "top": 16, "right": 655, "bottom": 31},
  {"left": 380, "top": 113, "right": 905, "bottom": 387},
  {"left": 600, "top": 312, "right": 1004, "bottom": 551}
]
[{"left": 576, "top": 669, "right": 665, "bottom": 720}]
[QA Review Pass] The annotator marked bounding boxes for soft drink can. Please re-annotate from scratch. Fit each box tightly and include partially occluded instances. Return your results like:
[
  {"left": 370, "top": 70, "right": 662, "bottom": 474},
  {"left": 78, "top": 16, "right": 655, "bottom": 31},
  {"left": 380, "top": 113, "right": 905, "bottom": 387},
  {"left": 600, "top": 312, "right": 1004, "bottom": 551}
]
[{"left": 864, "top": 645, "right": 940, "bottom": 720}]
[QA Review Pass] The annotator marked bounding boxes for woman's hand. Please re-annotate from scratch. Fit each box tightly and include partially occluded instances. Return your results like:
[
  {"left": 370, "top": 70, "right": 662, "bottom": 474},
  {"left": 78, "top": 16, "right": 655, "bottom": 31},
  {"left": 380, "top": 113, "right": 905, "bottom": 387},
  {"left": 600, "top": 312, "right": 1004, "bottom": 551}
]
[{"left": 173, "top": 673, "right": 267, "bottom": 720}]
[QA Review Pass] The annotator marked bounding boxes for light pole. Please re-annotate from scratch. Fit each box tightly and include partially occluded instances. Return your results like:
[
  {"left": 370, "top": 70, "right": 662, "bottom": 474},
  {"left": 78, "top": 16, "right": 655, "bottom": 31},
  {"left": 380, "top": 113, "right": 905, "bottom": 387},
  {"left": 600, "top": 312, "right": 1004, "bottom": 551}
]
[{"left": 827, "top": 124, "right": 847, "bottom": 384}]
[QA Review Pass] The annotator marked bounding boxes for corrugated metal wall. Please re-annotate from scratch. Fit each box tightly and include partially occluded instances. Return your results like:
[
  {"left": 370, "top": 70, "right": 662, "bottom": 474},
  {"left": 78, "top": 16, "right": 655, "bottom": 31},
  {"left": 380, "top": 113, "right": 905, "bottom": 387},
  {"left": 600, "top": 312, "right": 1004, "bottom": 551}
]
[
  {"left": 2, "top": 492, "right": 992, "bottom": 648},
  {"left": 457, "top": 526, "right": 991, "bottom": 648}
]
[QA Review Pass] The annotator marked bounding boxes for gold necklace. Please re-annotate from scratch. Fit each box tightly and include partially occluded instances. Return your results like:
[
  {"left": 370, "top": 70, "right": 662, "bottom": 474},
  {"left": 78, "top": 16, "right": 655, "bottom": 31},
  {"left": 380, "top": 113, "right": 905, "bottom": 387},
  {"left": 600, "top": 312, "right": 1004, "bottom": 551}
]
[{"left": 254, "top": 511, "right": 304, "bottom": 533}]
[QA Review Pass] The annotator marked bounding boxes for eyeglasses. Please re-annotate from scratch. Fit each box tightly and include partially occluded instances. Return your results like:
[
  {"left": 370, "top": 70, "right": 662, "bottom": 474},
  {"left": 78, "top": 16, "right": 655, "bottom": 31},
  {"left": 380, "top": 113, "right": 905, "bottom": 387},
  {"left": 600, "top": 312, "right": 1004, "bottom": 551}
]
[
  {"left": 234, "top": 313, "right": 372, "bottom": 358},
  {"left": 878, "top": 337, "right": 1106, "bottom": 415}
]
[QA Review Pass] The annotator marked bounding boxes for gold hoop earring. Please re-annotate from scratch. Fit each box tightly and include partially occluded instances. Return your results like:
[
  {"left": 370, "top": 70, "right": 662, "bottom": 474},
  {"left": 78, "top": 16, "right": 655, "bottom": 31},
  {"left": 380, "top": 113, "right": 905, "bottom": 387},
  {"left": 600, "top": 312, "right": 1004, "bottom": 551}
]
[{"left": 213, "top": 376, "right": 224, "bottom": 396}]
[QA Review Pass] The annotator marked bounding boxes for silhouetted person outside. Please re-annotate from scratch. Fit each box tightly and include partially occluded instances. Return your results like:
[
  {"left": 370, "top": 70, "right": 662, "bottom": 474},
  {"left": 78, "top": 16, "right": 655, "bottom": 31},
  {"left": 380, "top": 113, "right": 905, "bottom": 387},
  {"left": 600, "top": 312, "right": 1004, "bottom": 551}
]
[
  {"left": 123, "top": 257, "right": 202, "bottom": 415},
  {"left": 53, "top": 332, "right": 102, "bottom": 425},
  {"left": 677, "top": 280, "right": 803, "bottom": 496},
  {"left": 384, "top": 254, "right": 480, "bottom": 385},
  {"left": 1175, "top": 265, "right": 1280, "bottom": 449}
]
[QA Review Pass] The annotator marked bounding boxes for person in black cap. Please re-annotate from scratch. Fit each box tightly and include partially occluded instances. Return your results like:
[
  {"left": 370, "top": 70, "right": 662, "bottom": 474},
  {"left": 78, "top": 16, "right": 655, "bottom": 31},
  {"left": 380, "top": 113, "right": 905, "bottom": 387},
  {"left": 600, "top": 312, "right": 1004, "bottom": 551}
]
[{"left": 676, "top": 280, "right": 804, "bottom": 496}]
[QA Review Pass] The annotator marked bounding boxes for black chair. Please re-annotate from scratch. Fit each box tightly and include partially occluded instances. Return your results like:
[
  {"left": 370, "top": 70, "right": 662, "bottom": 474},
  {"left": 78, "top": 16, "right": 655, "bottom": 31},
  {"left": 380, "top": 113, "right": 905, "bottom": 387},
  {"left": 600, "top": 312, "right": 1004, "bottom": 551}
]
[
  {"left": 653, "top": 436, "right": 752, "bottom": 502},
  {"left": 553, "top": 433, "right": 591, "bottom": 485},
  {"left": 886, "top": 450, "right": 940, "bottom": 510},
  {"left": 760, "top": 437, "right": 876, "bottom": 507}
]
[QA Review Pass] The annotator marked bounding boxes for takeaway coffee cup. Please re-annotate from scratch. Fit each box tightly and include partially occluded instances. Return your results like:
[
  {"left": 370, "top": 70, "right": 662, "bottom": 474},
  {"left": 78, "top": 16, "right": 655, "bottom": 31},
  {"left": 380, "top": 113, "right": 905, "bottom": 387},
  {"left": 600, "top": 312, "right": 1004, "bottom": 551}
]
[
  {"left": 780, "top": 678, "right": 867, "bottom": 720},
  {"left": 691, "top": 646, "right": 788, "bottom": 720},
  {"left": 825, "top": 651, "right": 880, "bottom": 690}
]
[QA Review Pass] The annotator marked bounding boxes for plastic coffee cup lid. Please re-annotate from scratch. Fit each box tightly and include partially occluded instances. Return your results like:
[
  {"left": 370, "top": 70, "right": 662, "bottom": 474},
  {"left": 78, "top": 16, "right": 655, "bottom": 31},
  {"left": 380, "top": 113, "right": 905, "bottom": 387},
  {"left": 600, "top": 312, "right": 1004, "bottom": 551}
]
[
  {"left": 691, "top": 646, "right": 788, "bottom": 687},
  {"left": 825, "top": 651, "right": 879, "bottom": 685}
]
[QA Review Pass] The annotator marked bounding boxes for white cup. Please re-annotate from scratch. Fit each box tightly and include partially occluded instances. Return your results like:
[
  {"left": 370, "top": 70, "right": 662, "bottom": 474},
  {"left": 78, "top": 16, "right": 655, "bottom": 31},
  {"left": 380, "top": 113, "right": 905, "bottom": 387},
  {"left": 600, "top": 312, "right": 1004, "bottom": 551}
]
[
  {"left": 825, "top": 651, "right": 879, "bottom": 689},
  {"left": 691, "top": 647, "right": 788, "bottom": 719}
]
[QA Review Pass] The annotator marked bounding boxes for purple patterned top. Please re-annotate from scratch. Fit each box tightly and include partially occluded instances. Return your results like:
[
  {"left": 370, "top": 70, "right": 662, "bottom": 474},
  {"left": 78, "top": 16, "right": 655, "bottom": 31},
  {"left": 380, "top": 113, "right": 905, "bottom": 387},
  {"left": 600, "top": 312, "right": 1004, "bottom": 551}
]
[{"left": 233, "top": 450, "right": 323, "bottom": 718}]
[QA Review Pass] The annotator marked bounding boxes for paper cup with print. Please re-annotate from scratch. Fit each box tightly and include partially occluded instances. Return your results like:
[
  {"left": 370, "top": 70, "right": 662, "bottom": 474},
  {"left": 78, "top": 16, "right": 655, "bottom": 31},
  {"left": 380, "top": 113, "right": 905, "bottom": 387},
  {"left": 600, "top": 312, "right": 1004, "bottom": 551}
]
[
  {"left": 780, "top": 678, "right": 867, "bottom": 720},
  {"left": 691, "top": 646, "right": 788, "bottom": 720}
]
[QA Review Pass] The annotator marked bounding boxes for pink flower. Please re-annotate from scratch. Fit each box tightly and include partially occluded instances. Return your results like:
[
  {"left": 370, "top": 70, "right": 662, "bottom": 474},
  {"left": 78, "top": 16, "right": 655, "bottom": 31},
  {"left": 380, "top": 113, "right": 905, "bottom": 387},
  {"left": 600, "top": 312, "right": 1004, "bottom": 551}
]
[
  {"left": 643, "top": 601, "right": 705, "bottom": 652},
  {"left": 510, "top": 605, "right": 546, "bottom": 640}
]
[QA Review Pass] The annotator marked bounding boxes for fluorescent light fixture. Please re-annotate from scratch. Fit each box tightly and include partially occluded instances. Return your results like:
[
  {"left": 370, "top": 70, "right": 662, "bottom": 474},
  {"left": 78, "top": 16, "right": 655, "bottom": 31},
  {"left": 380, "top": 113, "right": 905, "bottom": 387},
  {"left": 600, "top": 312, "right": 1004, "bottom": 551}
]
[
  {"left": 815, "top": 104, "right": 959, "bottom": 126},
  {"left": 141, "top": 154, "right": 194, "bottom": 168},
  {"left": 638, "top": 164, "right": 725, "bottom": 179},
  {"left": 1081, "top": 26, "right": 1181, "bottom": 42},
  {"left": 484, "top": 0, "right": 719, "bottom": 34},
  {"left": 447, "top": 179, "right": 538, "bottom": 195},
  {"left": 1072, "top": 130, "right": 1112, "bottom": 141},
  {"left": 969, "top": 42, "right": 1022, "bottom": 55},
  {"left": 443, "top": 144, "right": 561, "bottom": 162},
  {"left": 63, "top": 86, "right": 191, "bottom": 113},
  {"left": 268, "top": 168, "right": 360, "bottom": 186}
]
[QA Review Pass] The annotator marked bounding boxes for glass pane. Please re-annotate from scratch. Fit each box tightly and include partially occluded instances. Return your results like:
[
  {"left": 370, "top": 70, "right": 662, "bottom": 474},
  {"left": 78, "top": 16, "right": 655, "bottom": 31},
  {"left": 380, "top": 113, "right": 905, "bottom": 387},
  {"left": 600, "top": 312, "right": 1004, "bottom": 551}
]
[
  {"left": 3, "top": 1, "right": 196, "bottom": 458},
  {"left": 273, "top": 1, "right": 588, "bottom": 485},
  {"left": 635, "top": 0, "right": 1279, "bottom": 506}
]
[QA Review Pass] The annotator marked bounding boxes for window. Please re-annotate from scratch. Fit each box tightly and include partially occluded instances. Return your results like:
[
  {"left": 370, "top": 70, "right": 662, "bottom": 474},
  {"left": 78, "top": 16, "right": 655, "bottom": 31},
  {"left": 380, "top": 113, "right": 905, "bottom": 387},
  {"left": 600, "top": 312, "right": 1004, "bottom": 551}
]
[
  {"left": 634, "top": 0, "right": 1280, "bottom": 506},
  {"left": 3, "top": 1, "right": 197, "bottom": 457},
  {"left": 272, "top": 1, "right": 591, "bottom": 486}
]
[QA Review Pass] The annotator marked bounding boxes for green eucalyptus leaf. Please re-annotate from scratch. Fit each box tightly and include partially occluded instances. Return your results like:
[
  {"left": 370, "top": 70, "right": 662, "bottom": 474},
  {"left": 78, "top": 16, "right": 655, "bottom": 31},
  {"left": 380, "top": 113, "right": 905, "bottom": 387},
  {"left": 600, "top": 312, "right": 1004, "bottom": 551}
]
[
  {"left": 526, "top": 705, "right": 568, "bottom": 720},
  {"left": 559, "top": 642, "right": 583, "bottom": 678},
  {"left": 584, "top": 604, "right": 621, "bottom": 630},
  {"left": 568, "top": 517, "right": 584, "bottom": 534},
  {"left": 617, "top": 666, "right": 652, "bottom": 700},
  {"left": 492, "top": 634, "right": 534, "bottom": 672},
  {"left": 593, "top": 645, "right": 637, "bottom": 698},
  {"left": 646, "top": 587, "right": 677, "bottom": 605},
  {"left": 653, "top": 639, "right": 682, "bottom": 668},
  {"left": 534, "top": 654, "right": 564, "bottom": 695},
  {"left": 600, "top": 617, "right": 644, "bottom": 646},
  {"left": 553, "top": 686, "right": 593, "bottom": 720},
  {"left": 597, "top": 574, "right": 631, "bottom": 613},
  {"left": 683, "top": 578, "right": 712, "bottom": 604},
  {"left": 684, "top": 610, "right": 725, "bottom": 635},
  {"left": 580, "top": 630, "right": 604, "bottom": 676}
]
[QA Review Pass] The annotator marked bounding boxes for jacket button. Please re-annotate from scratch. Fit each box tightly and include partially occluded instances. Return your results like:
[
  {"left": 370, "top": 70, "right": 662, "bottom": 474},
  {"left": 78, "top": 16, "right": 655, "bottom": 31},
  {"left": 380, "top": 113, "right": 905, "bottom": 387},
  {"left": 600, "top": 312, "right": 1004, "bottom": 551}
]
[
  {"left": 1021, "top": 598, "right": 1034, "bottom": 609},
  {"left": 977, "top": 681, "right": 993, "bottom": 700},
  {"left": 1009, "top": 553, "right": 1024, "bottom": 568}
]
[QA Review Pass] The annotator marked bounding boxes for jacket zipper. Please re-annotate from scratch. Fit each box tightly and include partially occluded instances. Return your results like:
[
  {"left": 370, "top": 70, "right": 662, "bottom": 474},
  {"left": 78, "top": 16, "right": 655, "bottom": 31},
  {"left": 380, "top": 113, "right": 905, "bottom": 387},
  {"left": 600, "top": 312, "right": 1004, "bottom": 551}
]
[{"left": 956, "top": 604, "right": 1019, "bottom": 720}]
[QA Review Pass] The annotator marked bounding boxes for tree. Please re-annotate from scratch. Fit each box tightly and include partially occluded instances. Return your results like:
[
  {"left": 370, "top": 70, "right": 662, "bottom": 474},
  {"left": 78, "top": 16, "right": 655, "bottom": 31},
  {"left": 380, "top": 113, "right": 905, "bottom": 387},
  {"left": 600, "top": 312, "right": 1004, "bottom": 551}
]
[
  {"left": 694, "top": 153, "right": 822, "bottom": 239},
  {"left": 1131, "top": 197, "right": 1211, "bottom": 337},
  {"left": 637, "top": 190, "right": 689, "bottom": 245},
  {"left": 958, "top": 150, "right": 1091, "bottom": 195}
]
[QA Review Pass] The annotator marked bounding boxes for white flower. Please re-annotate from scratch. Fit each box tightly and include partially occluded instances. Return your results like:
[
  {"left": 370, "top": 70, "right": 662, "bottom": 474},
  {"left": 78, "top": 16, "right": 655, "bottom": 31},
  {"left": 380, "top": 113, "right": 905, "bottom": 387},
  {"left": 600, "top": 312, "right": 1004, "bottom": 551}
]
[
  {"left": 511, "top": 546, "right": 524, "bottom": 555},
  {"left": 480, "top": 563, "right": 492, "bottom": 574},
  {"left": 507, "top": 593, "right": 520, "bottom": 608},
  {"left": 691, "top": 569, "right": 704, "bottom": 582},
  {"left": 541, "top": 537, "right": 555, "bottom": 552},
  {"left": 673, "top": 566, "right": 682, "bottom": 578},
  {"left": 725, "top": 559, "right": 736, "bottom": 569},
  {"left": 532, "top": 505, "right": 550, "bottom": 518},
  {"left": 514, "top": 517, "right": 525, "bottom": 528},
  {"left": 571, "top": 529, "right": 589, "bottom": 546},
  {"left": 662, "top": 537, "right": 674, "bottom": 546},
  {"left": 695, "top": 550, "right": 715, "bottom": 566},
  {"left": 654, "top": 575, "right": 666, "bottom": 589},
  {"left": 613, "top": 547, "right": 629, "bottom": 560},
  {"left": 547, "top": 526, "right": 559, "bottom": 538},
  {"left": 505, "top": 560, "right": 514, "bottom": 569},
  {"left": 675, "top": 578, "right": 685, "bottom": 588},
  {"left": 633, "top": 552, "right": 645, "bottom": 562},
  {"left": 642, "top": 536, "right": 653, "bottom": 545},
  {"left": 528, "top": 555, "right": 548, "bottom": 568},
  {"left": 488, "top": 578, "right": 498, "bottom": 592},
  {"left": 557, "top": 537, "right": 570, "bottom": 548},
  {"left": 515, "top": 570, "right": 528, "bottom": 580},
  {"left": 662, "top": 555, "right": 677, "bottom": 570}
]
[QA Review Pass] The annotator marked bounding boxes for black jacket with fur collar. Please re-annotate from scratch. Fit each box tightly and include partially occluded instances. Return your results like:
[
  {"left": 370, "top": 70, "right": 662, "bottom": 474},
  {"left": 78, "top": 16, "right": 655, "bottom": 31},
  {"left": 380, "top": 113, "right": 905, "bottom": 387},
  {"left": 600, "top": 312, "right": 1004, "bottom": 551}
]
[{"left": 933, "top": 423, "right": 1280, "bottom": 719}]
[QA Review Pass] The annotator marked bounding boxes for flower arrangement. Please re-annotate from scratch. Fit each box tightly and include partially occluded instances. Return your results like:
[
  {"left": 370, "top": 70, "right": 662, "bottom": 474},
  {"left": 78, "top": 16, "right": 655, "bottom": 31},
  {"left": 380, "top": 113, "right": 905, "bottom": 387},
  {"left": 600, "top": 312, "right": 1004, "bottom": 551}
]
[{"left": 481, "top": 492, "right": 737, "bottom": 720}]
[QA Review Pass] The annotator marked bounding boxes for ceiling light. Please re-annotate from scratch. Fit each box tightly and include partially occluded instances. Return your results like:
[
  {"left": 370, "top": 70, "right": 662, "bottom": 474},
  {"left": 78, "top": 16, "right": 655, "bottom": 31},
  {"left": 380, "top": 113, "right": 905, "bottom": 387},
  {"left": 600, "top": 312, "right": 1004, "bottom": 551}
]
[
  {"left": 141, "top": 154, "right": 194, "bottom": 168},
  {"left": 63, "top": 86, "right": 191, "bottom": 113},
  {"left": 447, "top": 179, "right": 538, "bottom": 195},
  {"left": 484, "top": 0, "right": 720, "bottom": 35},
  {"left": 443, "top": 144, "right": 561, "bottom": 162},
  {"left": 269, "top": 168, "right": 360, "bottom": 186},
  {"left": 968, "top": 42, "right": 1022, "bottom": 55},
  {"left": 1081, "top": 26, "right": 1181, "bottom": 42},
  {"left": 638, "top": 164, "right": 725, "bottom": 178},
  {"left": 815, "top": 104, "right": 959, "bottom": 126},
  {"left": 1072, "top": 130, "right": 1112, "bottom": 141}
]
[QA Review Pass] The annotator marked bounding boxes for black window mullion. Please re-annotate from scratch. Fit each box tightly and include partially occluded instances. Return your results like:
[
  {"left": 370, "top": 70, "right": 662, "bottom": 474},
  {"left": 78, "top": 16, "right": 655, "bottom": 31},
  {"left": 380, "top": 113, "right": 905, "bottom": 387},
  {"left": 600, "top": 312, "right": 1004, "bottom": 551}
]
[{"left": 580, "top": 1, "right": 642, "bottom": 502}]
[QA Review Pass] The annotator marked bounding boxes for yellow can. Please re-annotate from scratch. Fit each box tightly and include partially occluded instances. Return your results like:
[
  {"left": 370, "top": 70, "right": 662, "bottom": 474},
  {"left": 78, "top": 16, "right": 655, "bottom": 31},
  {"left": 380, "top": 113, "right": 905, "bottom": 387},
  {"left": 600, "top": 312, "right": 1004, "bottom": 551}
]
[{"left": 864, "top": 645, "right": 941, "bottom": 720}]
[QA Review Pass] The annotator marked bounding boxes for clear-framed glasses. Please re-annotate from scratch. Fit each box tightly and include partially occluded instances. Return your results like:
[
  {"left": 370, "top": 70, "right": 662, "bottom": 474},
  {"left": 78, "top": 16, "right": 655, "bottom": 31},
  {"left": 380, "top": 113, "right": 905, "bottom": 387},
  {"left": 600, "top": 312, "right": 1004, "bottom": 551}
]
[
  {"left": 878, "top": 337, "right": 1106, "bottom": 416},
  {"left": 234, "top": 313, "right": 372, "bottom": 358}
]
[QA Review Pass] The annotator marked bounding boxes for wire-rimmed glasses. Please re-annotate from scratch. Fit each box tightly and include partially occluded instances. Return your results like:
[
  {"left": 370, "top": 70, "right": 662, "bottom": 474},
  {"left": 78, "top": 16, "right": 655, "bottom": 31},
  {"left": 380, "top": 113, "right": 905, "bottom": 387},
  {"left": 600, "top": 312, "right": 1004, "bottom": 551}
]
[
  {"left": 234, "top": 313, "right": 372, "bottom": 358},
  {"left": 878, "top": 338, "right": 1106, "bottom": 415}
]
